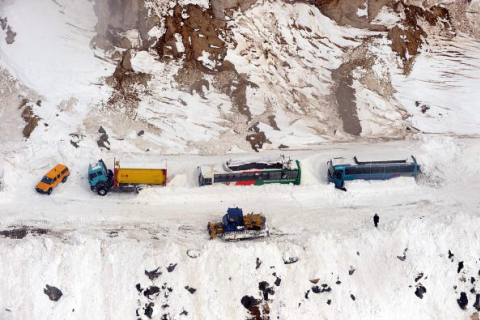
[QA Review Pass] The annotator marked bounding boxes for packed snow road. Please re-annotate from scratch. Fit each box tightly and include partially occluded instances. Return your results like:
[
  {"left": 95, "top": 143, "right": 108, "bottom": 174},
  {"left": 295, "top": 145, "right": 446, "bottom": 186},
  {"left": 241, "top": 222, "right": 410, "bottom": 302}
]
[{"left": 1, "top": 136, "right": 480, "bottom": 320}]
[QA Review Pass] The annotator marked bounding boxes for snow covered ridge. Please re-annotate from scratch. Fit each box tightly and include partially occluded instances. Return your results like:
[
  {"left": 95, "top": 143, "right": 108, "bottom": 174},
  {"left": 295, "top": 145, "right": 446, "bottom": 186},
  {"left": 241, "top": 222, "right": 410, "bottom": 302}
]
[
  {"left": 2, "top": 0, "right": 480, "bottom": 155},
  {"left": 92, "top": 0, "right": 480, "bottom": 152}
]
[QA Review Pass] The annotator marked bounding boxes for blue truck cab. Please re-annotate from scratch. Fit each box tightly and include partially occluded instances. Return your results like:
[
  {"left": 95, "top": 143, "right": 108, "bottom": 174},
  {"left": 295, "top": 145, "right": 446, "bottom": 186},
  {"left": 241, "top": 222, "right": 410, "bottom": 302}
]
[{"left": 88, "top": 159, "right": 113, "bottom": 195}]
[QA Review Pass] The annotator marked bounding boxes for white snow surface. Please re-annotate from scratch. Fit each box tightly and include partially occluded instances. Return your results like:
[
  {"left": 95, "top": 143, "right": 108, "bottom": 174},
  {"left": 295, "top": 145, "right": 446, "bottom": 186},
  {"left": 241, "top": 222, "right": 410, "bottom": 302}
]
[
  {"left": 0, "top": 0, "right": 114, "bottom": 105},
  {"left": 1, "top": 136, "right": 480, "bottom": 319},
  {"left": 2, "top": 0, "right": 480, "bottom": 319}
]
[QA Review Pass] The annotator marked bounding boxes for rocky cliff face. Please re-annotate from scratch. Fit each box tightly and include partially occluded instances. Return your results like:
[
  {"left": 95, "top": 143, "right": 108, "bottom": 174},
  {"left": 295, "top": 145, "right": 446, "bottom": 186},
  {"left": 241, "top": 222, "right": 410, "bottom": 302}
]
[{"left": 88, "top": 0, "right": 480, "bottom": 153}]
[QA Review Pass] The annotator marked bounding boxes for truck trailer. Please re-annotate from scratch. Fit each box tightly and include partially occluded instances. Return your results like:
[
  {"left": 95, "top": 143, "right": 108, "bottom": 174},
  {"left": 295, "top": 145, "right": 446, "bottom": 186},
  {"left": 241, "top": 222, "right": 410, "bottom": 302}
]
[{"left": 88, "top": 159, "right": 167, "bottom": 196}]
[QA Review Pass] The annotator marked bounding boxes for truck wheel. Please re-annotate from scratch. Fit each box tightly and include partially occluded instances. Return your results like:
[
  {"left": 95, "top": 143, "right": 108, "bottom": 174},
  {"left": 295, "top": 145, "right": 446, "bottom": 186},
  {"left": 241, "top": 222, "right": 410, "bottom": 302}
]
[
  {"left": 47, "top": 188, "right": 53, "bottom": 195},
  {"left": 62, "top": 176, "right": 68, "bottom": 183},
  {"left": 97, "top": 187, "right": 107, "bottom": 196}
]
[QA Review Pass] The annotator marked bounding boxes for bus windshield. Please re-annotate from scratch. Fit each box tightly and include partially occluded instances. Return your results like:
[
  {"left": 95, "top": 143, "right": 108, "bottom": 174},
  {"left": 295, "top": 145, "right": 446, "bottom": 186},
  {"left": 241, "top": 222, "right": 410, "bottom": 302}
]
[{"left": 328, "top": 162, "right": 334, "bottom": 177}]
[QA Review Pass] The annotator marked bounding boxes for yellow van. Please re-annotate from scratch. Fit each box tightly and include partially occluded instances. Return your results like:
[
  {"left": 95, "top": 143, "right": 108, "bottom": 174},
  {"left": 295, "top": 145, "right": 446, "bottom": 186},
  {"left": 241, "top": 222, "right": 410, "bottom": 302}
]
[{"left": 35, "top": 164, "right": 70, "bottom": 195}]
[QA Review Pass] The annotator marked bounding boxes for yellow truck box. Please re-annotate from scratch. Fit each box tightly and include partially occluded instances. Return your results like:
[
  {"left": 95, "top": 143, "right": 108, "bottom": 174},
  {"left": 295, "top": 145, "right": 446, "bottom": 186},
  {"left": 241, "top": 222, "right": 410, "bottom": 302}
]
[{"left": 114, "top": 161, "right": 167, "bottom": 186}]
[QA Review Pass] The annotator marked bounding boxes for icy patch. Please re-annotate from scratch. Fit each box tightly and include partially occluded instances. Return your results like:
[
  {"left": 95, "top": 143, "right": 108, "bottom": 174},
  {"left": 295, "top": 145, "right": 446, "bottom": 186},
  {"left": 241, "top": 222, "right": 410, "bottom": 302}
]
[{"left": 131, "top": 51, "right": 165, "bottom": 74}]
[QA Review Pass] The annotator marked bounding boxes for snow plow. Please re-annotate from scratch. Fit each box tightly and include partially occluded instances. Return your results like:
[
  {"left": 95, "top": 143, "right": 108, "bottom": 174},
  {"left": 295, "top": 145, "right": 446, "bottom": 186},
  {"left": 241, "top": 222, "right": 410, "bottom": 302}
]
[{"left": 207, "top": 208, "right": 269, "bottom": 241}]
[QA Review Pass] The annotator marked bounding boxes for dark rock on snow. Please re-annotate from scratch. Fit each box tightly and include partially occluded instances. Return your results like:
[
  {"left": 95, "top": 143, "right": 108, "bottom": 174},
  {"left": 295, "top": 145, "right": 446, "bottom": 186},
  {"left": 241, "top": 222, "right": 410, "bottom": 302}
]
[
  {"left": 256, "top": 257, "right": 262, "bottom": 269},
  {"left": 274, "top": 276, "right": 281, "bottom": 287},
  {"left": 415, "top": 285, "right": 427, "bottom": 299},
  {"left": 185, "top": 286, "right": 196, "bottom": 294},
  {"left": 241, "top": 295, "right": 261, "bottom": 308},
  {"left": 448, "top": 250, "right": 454, "bottom": 260},
  {"left": 458, "top": 292, "right": 469, "bottom": 310},
  {"left": 145, "top": 267, "right": 162, "bottom": 280},
  {"left": 167, "top": 263, "right": 177, "bottom": 273},
  {"left": 474, "top": 294, "right": 480, "bottom": 311},
  {"left": 144, "top": 302, "right": 154, "bottom": 319},
  {"left": 415, "top": 273, "right": 424, "bottom": 282},
  {"left": 144, "top": 286, "right": 160, "bottom": 299},
  {"left": 312, "top": 284, "right": 332, "bottom": 294},
  {"left": 259, "top": 281, "right": 275, "bottom": 300},
  {"left": 44, "top": 285, "right": 63, "bottom": 302}
]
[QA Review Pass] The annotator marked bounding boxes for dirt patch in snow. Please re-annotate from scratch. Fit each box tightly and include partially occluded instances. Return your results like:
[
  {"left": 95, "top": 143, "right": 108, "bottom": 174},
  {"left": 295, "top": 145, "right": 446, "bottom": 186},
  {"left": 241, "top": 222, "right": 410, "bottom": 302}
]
[
  {"left": 0, "top": 227, "right": 49, "bottom": 239},
  {"left": 1, "top": 17, "right": 17, "bottom": 44},
  {"left": 5, "top": 26, "right": 16, "bottom": 44},
  {"left": 20, "top": 105, "right": 41, "bottom": 139},
  {"left": 106, "top": 50, "right": 151, "bottom": 113},
  {"left": 331, "top": 43, "right": 375, "bottom": 136}
]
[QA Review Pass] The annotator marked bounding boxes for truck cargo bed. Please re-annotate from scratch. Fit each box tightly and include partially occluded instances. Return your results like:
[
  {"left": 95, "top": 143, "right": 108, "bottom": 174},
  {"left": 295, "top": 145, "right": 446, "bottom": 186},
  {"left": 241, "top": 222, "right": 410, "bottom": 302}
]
[{"left": 116, "top": 168, "right": 166, "bottom": 185}]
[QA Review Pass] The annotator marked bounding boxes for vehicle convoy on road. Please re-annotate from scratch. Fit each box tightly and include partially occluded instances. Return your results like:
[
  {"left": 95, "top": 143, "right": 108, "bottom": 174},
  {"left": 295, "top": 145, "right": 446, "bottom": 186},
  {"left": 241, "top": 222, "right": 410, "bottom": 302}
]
[
  {"left": 327, "top": 155, "right": 419, "bottom": 189},
  {"left": 35, "top": 164, "right": 70, "bottom": 195},
  {"left": 208, "top": 207, "right": 269, "bottom": 241},
  {"left": 88, "top": 159, "right": 167, "bottom": 196},
  {"left": 198, "top": 155, "right": 301, "bottom": 186}
]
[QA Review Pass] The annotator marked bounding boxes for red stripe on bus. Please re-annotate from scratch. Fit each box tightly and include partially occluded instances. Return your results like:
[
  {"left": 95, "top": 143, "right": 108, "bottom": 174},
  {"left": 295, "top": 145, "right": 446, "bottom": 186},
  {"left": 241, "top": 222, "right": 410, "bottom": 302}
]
[{"left": 235, "top": 181, "right": 256, "bottom": 186}]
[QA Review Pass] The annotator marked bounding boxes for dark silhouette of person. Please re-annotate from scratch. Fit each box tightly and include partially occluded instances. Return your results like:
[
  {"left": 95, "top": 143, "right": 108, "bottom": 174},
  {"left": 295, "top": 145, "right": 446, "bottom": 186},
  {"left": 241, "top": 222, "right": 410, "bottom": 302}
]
[{"left": 373, "top": 214, "right": 379, "bottom": 228}]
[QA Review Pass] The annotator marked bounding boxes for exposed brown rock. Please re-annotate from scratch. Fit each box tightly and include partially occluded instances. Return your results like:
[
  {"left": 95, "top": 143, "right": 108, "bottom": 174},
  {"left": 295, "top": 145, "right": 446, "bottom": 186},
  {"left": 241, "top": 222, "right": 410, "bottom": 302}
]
[
  {"left": 5, "top": 26, "right": 16, "bottom": 44},
  {"left": 21, "top": 106, "right": 41, "bottom": 138},
  {"left": 310, "top": 0, "right": 392, "bottom": 31},
  {"left": 156, "top": 4, "right": 227, "bottom": 71}
]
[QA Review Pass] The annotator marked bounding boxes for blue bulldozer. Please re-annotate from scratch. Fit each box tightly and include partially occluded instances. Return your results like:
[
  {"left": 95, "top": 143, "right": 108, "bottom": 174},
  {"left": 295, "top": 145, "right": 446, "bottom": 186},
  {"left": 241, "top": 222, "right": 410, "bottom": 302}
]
[{"left": 208, "top": 207, "right": 269, "bottom": 241}]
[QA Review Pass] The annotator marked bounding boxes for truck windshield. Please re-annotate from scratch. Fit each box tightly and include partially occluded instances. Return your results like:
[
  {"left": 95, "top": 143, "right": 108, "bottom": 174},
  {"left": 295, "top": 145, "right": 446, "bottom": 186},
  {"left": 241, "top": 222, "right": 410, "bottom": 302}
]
[
  {"left": 41, "top": 176, "right": 53, "bottom": 184},
  {"left": 89, "top": 173, "right": 97, "bottom": 180}
]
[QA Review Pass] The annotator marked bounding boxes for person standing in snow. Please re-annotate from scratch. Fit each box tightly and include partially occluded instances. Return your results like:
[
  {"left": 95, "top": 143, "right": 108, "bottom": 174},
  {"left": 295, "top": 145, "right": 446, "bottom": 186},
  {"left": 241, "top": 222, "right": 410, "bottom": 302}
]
[{"left": 373, "top": 214, "right": 379, "bottom": 228}]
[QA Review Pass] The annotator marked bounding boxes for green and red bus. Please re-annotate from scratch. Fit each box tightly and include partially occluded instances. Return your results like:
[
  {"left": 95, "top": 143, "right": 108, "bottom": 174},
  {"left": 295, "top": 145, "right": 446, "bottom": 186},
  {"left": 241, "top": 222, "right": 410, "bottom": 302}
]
[{"left": 197, "top": 156, "right": 301, "bottom": 186}]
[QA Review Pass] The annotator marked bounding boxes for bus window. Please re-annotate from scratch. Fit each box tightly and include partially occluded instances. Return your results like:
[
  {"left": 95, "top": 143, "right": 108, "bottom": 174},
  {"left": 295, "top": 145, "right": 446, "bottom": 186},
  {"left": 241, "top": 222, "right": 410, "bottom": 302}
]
[
  {"left": 345, "top": 167, "right": 356, "bottom": 175},
  {"left": 386, "top": 166, "right": 398, "bottom": 173},
  {"left": 359, "top": 167, "right": 371, "bottom": 175},
  {"left": 284, "top": 171, "right": 298, "bottom": 179},
  {"left": 214, "top": 174, "right": 225, "bottom": 183},
  {"left": 371, "top": 166, "right": 384, "bottom": 174},
  {"left": 399, "top": 165, "right": 414, "bottom": 173},
  {"left": 269, "top": 172, "right": 281, "bottom": 180}
]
